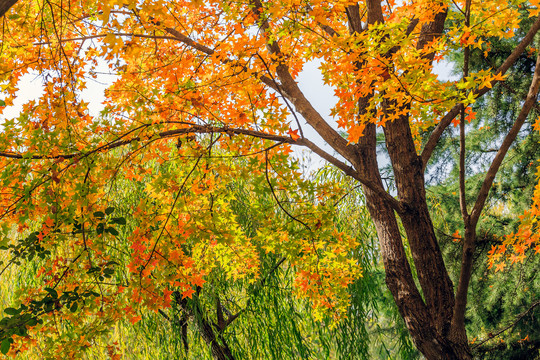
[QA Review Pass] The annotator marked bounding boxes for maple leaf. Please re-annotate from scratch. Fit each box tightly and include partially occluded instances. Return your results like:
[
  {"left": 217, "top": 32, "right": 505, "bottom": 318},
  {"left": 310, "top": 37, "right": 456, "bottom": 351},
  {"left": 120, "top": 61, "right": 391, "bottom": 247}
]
[
  {"left": 44, "top": 217, "right": 55, "bottom": 229},
  {"left": 464, "top": 108, "right": 476, "bottom": 122},
  {"left": 183, "top": 258, "right": 195, "bottom": 269},
  {"left": 494, "top": 262, "right": 506, "bottom": 272},
  {"left": 191, "top": 274, "right": 206, "bottom": 287},
  {"left": 509, "top": 253, "right": 525, "bottom": 264},
  {"left": 287, "top": 128, "right": 300, "bottom": 141},
  {"left": 460, "top": 32, "right": 470, "bottom": 46},
  {"left": 182, "top": 288, "right": 196, "bottom": 299}
]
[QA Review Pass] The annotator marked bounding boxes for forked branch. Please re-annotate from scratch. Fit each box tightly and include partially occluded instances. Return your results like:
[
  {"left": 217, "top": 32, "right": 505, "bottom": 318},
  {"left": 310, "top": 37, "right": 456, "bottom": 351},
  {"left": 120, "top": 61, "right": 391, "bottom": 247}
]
[
  {"left": 452, "top": 43, "right": 540, "bottom": 332},
  {"left": 470, "top": 47, "right": 540, "bottom": 225}
]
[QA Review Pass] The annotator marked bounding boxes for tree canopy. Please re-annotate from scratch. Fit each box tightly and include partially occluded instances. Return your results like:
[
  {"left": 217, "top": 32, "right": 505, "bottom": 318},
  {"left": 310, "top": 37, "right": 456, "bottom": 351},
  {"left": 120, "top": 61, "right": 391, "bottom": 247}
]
[{"left": 1, "top": 0, "right": 540, "bottom": 359}]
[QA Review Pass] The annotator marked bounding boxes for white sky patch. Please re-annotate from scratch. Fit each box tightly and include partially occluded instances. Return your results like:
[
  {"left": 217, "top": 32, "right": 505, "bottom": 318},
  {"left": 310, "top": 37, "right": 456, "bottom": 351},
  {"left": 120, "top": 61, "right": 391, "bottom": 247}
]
[
  {"left": 433, "top": 59, "right": 459, "bottom": 81},
  {"left": 1, "top": 72, "right": 44, "bottom": 121},
  {"left": 79, "top": 69, "right": 117, "bottom": 116},
  {"left": 0, "top": 62, "right": 116, "bottom": 124}
]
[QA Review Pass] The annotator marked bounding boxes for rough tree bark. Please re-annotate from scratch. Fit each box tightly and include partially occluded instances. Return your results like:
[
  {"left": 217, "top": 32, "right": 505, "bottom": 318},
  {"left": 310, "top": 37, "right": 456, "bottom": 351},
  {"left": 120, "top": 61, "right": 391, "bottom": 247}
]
[
  {"left": 174, "top": 292, "right": 235, "bottom": 360},
  {"left": 0, "top": 0, "right": 17, "bottom": 18}
]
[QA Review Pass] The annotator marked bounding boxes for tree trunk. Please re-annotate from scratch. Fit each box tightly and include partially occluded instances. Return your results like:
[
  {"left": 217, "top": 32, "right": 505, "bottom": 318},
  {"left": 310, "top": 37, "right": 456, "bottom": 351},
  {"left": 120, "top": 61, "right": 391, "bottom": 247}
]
[
  {"left": 348, "top": 122, "right": 471, "bottom": 359},
  {"left": 174, "top": 292, "right": 235, "bottom": 360},
  {"left": 346, "top": 2, "right": 474, "bottom": 358},
  {"left": 0, "top": 0, "right": 17, "bottom": 17}
]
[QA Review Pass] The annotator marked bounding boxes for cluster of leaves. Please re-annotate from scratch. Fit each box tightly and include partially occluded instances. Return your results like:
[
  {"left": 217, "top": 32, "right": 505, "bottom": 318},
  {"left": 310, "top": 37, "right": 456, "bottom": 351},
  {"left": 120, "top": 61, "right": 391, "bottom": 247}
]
[
  {"left": 0, "top": 207, "right": 125, "bottom": 356},
  {"left": 1, "top": 0, "right": 540, "bottom": 357}
]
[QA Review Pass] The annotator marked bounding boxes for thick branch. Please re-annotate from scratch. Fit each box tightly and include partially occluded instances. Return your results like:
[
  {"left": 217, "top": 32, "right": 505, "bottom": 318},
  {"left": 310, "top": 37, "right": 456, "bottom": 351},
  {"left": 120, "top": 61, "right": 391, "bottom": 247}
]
[
  {"left": 174, "top": 293, "right": 234, "bottom": 360},
  {"left": 0, "top": 124, "right": 297, "bottom": 160},
  {"left": 422, "top": 15, "right": 540, "bottom": 169},
  {"left": 0, "top": 0, "right": 17, "bottom": 18},
  {"left": 250, "top": 0, "right": 357, "bottom": 163},
  {"left": 346, "top": 4, "right": 363, "bottom": 34},
  {"left": 458, "top": 107, "right": 468, "bottom": 218},
  {"left": 458, "top": 0, "right": 472, "bottom": 220},
  {"left": 470, "top": 48, "right": 540, "bottom": 225}
]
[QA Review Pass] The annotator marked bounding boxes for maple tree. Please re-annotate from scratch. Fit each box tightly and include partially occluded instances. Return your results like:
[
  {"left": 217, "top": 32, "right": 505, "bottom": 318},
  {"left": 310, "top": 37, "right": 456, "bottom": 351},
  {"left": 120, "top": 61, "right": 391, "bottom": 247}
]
[{"left": 1, "top": 0, "right": 540, "bottom": 358}]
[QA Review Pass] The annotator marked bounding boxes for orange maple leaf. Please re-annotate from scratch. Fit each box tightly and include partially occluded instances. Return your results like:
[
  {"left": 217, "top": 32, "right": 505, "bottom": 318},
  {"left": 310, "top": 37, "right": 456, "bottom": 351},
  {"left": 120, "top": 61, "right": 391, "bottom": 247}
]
[
  {"left": 494, "top": 262, "right": 506, "bottom": 272},
  {"left": 182, "top": 288, "right": 196, "bottom": 299},
  {"left": 464, "top": 107, "right": 476, "bottom": 122},
  {"left": 191, "top": 274, "right": 206, "bottom": 287},
  {"left": 491, "top": 72, "right": 506, "bottom": 82},
  {"left": 44, "top": 217, "right": 55, "bottom": 229},
  {"left": 460, "top": 32, "right": 470, "bottom": 46},
  {"left": 183, "top": 258, "right": 195, "bottom": 268},
  {"left": 288, "top": 128, "right": 300, "bottom": 141}
]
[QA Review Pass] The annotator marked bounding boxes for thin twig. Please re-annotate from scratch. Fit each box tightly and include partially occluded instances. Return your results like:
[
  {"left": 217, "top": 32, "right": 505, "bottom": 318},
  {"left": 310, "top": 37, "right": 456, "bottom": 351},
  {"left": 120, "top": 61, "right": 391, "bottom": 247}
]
[{"left": 472, "top": 299, "right": 540, "bottom": 349}]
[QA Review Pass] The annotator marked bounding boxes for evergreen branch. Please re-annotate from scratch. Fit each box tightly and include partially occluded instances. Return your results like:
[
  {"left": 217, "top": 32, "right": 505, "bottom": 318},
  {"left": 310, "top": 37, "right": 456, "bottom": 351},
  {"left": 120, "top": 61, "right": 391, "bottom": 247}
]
[{"left": 472, "top": 299, "right": 540, "bottom": 350}]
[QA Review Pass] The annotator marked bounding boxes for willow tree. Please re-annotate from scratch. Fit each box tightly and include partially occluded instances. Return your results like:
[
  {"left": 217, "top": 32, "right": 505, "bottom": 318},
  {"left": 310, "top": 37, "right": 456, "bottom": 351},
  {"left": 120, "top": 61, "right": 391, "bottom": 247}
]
[{"left": 1, "top": 0, "right": 540, "bottom": 359}]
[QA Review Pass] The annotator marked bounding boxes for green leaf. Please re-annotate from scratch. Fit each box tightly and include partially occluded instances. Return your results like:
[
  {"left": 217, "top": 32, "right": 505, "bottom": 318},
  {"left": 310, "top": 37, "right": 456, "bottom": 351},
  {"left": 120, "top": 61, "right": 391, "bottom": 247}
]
[
  {"left": 93, "top": 211, "right": 105, "bottom": 219},
  {"left": 4, "top": 308, "right": 19, "bottom": 316},
  {"left": 0, "top": 338, "right": 10, "bottom": 355},
  {"left": 105, "top": 207, "right": 115, "bottom": 215},
  {"left": 0, "top": 100, "right": 5, "bottom": 107},
  {"left": 107, "top": 227, "right": 119, "bottom": 236},
  {"left": 70, "top": 302, "right": 78, "bottom": 313},
  {"left": 87, "top": 266, "right": 100, "bottom": 274},
  {"left": 44, "top": 287, "right": 58, "bottom": 299},
  {"left": 111, "top": 217, "right": 126, "bottom": 225}
]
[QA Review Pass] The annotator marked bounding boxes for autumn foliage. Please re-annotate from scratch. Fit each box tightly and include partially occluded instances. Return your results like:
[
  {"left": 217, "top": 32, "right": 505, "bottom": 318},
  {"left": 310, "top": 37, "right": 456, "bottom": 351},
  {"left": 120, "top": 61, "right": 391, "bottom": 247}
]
[{"left": 0, "top": 0, "right": 540, "bottom": 358}]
